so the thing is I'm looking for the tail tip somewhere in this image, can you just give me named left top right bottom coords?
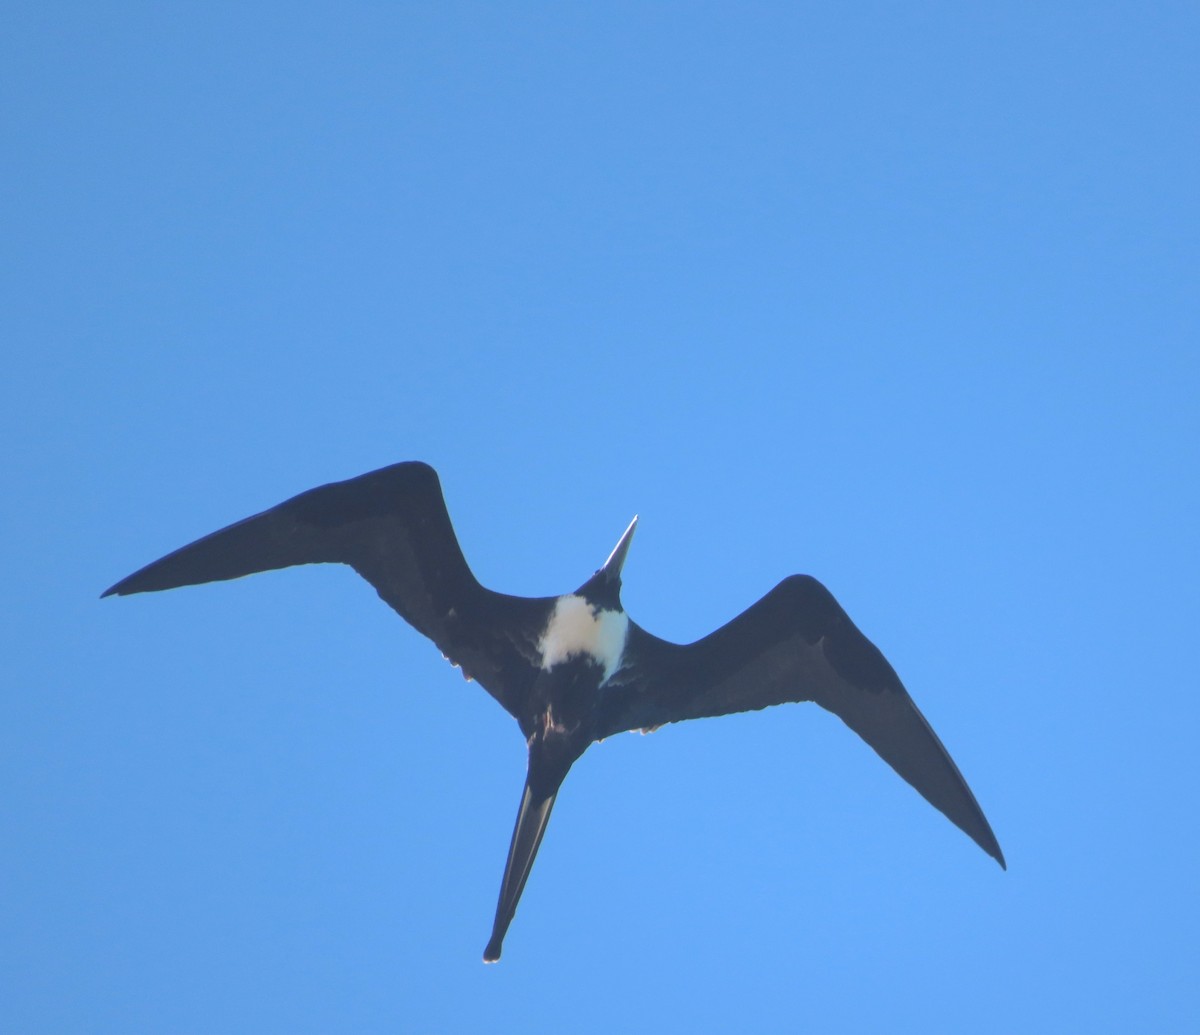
left=483, top=937, right=503, bottom=963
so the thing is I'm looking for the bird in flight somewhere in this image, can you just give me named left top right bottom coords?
left=103, top=461, right=1004, bottom=961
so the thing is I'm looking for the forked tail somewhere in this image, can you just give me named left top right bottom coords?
left=483, top=778, right=559, bottom=963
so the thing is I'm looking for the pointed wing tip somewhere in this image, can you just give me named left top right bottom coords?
left=973, top=826, right=1006, bottom=870
left=101, top=573, right=145, bottom=598
left=953, top=808, right=1005, bottom=872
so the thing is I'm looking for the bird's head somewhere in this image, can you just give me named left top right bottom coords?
left=576, top=514, right=637, bottom=609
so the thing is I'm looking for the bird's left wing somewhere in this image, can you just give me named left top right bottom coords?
left=598, top=575, right=1004, bottom=867
left=103, top=462, right=554, bottom=718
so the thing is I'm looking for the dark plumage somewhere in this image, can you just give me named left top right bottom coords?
left=103, top=461, right=1004, bottom=961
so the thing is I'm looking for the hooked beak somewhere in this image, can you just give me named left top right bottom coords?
left=599, top=515, right=638, bottom=582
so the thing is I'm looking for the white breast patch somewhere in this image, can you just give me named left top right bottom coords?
left=537, top=594, right=629, bottom=683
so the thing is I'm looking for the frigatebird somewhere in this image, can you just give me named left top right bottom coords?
left=103, top=461, right=1004, bottom=961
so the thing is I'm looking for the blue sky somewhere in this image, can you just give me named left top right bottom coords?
left=3, top=3, right=1198, bottom=1031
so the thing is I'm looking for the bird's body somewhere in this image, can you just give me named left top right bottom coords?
left=103, top=461, right=1004, bottom=961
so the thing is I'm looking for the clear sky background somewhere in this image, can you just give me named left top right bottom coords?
left=4, top=3, right=1197, bottom=1032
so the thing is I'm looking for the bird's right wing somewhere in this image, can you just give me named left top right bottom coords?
left=599, top=575, right=1004, bottom=867
left=103, top=462, right=554, bottom=719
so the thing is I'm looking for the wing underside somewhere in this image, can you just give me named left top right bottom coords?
left=602, top=575, right=1005, bottom=868
left=103, top=462, right=553, bottom=717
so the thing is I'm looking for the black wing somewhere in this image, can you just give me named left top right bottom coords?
left=600, top=575, right=1004, bottom=868
left=102, top=462, right=554, bottom=718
